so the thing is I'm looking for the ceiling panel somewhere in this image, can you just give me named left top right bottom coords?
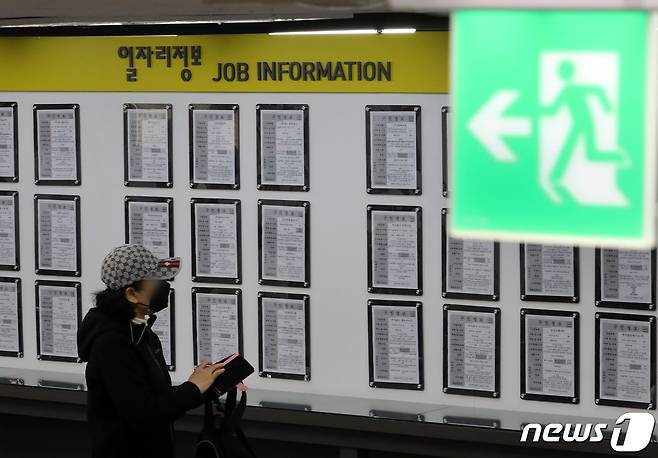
left=0, top=0, right=395, bottom=26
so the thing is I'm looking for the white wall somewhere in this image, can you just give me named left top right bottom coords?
left=0, top=90, right=655, bottom=424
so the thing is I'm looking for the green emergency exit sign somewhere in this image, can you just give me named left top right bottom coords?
left=451, top=10, right=657, bottom=248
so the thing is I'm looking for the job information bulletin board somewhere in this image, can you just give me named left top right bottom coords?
left=0, top=31, right=655, bottom=424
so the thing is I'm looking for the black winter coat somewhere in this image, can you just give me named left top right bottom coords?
left=77, top=307, right=204, bottom=458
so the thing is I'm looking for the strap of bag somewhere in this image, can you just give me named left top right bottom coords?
left=233, top=390, right=247, bottom=424
left=228, top=390, right=257, bottom=458
left=220, top=387, right=238, bottom=429
left=223, top=388, right=248, bottom=434
left=203, top=395, right=215, bottom=431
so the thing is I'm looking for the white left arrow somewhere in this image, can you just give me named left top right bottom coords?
left=467, top=89, right=531, bottom=162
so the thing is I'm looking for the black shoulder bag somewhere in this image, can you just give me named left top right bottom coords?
left=193, top=387, right=258, bottom=458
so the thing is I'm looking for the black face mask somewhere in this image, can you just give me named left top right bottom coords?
left=146, top=280, right=171, bottom=314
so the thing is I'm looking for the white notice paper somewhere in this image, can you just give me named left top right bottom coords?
left=0, top=107, right=15, bottom=178
left=37, top=199, right=78, bottom=272
left=0, top=194, right=16, bottom=266
left=601, top=249, right=652, bottom=304
left=371, top=210, right=419, bottom=290
left=38, top=285, right=78, bottom=358
left=260, top=110, right=305, bottom=186
left=525, top=244, right=575, bottom=297
left=525, top=314, right=576, bottom=397
left=36, top=109, right=77, bottom=181
left=195, top=292, right=240, bottom=363
left=127, top=108, right=169, bottom=182
left=0, top=281, right=19, bottom=353
left=192, top=109, right=236, bottom=185
left=261, top=297, right=306, bottom=375
left=599, top=318, right=652, bottom=404
left=261, top=204, right=306, bottom=283
left=194, top=203, right=238, bottom=279
left=371, top=305, right=420, bottom=385
left=369, top=110, right=417, bottom=189
left=447, top=309, right=496, bottom=392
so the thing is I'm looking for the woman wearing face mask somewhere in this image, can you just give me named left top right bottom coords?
left=77, top=244, right=225, bottom=458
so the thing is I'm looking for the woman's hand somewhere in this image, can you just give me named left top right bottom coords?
left=188, top=360, right=225, bottom=394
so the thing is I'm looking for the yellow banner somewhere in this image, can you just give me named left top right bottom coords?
left=0, top=32, right=448, bottom=93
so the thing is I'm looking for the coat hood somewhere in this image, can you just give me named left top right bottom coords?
left=77, top=308, right=122, bottom=362
left=77, top=307, right=158, bottom=362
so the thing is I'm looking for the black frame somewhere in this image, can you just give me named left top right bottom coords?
left=0, top=191, right=19, bottom=271
left=443, top=304, right=500, bottom=398
left=123, top=103, right=173, bottom=188
left=35, top=280, right=82, bottom=363
left=441, top=208, right=499, bottom=301
left=33, top=104, right=81, bottom=186
left=520, top=243, right=580, bottom=303
left=367, top=204, right=423, bottom=296
left=0, top=277, right=22, bottom=358
left=34, top=194, right=81, bottom=277
left=191, top=287, right=243, bottom=366
left=0, top=102, right=18, bottom=183
left=520, top=308, right=580, bottom=404
left=595, top=312, right=656, bottom=410
left=188, top=104, right=240, bottom=190
left=257, top=199, right=310, bottom=288
left=124, top=195, right=174, bottom=258
left=367, top=299, right=424, bottom=390
left=441, top=105, right=449, bottom=197
left=365, top=105, right=422, bottom=195
left=595, top=248, right=656, bottom=311
left=256, top=104, right=309, bottom=192
left=258, top=291, right=311, bottom=381
left=190, top=198, right=242, bottom=284
left=151, top=288, right=176, bottom=371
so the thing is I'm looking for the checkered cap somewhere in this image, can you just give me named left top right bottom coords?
left=101, top=244, right=181, bottom=290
